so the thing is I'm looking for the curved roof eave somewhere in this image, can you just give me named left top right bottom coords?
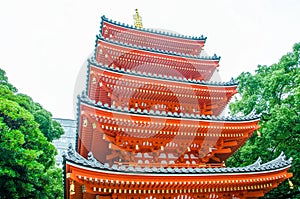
left=80, top=96, right=261, bottom=122
left=64, top=144, right=292, bottom=176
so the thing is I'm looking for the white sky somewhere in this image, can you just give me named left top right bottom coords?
left=1, top=0, right=299, bottom=119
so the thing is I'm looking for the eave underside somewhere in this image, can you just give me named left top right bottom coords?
left=77, top=101, right=260, bottom=166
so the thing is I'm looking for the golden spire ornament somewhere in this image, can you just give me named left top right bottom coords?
left=133, top=9, right=143, bottom=29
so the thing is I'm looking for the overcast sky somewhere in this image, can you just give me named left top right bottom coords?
left=1, top=0, right=299, bottom=119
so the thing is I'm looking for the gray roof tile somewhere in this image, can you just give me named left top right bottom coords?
left=64, top=144, right=292, bottom=175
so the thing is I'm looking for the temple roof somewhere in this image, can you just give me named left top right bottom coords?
left=95, top=36, right=220, bottom=61
left=100, top=15, right=207, bottom=41
left=64, top=144, right=292, bottom=175
left=89, top=58, right=237, bottom=87
left=80, top=95, right=260, bottom=122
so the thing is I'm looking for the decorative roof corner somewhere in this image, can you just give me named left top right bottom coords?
left=63, top=143, right=89, bottom=165
left=87, top=152, right=103, bottom=168
left=64, top=144, right=105, bottom=168
left=244, top=109, right=262, bottom=120
left=212, top=53, right=221, bottom=60
left=229, top=77, right=236, bottom=84
left=261, top=152, right=293, bottom=167
left=246, top=157, right=262, bottom=168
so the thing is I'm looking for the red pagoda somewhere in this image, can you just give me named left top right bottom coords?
left=64, top=10, right=292, bottom=199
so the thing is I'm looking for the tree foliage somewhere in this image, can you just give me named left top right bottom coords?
left=0, top=75, right=64, bottom=142
left=227, top=43, right=300, bottom=198
left=0, top=69, right=63, bottom=198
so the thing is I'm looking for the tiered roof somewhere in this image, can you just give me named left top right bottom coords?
left=64, top=14, right=293, bottom=199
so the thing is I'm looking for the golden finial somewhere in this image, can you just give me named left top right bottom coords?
left=133, top=9, right=143, bottom=29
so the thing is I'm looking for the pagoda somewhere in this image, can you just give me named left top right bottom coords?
left=63, top=10, right=292, bottom=199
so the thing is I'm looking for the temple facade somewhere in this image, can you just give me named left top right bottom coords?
left=64, top=12, right=292, bottom=199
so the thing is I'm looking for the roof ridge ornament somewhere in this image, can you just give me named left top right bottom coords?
left=87, top=152, right=101, bottom=167
left=67, top=143, right=75, bottom=157
left=260, top=152, right=292, bottom=167
left=245, top=109, right=261, bottom=119
left=133, top=9, right=143, bottom=29
left=246, top=157, right=262, bottom=168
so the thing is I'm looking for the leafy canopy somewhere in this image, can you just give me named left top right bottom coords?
left=227, top=43, right=300, bottom=198
left=0, top=69, right=64, bottom=198
left=0, top=73, right=63, bottom=142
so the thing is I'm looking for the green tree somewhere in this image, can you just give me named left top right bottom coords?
left=227, top=43, right=300, bottom=198
left=0, top=92, right=63, bottom=142
left=0, top=69, right=64, bottom=198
